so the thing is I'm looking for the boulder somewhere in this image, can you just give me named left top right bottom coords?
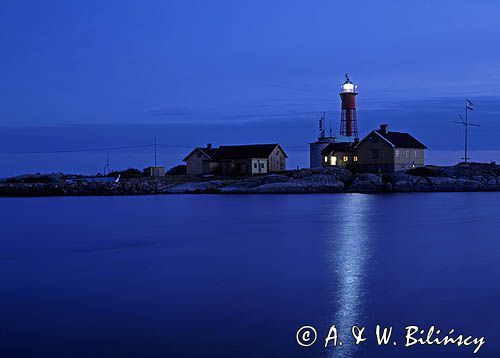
left=347, top=181, right=382, bottom=193
left=165, top=181, right=223, bottom=193
left=258, top=174, right=290, bottom=184
left=290, top=170, right=313, bottom=179
left=391, top=174, right=432, bottom=192
left=250, top=182, right=309, bottom=193
left=319, top=167, right=353, bottom=182
left=347, top=173, right=384, bottom=193
left=219, top=181, right=259, bottom=193
left=427, top=177, right=485, bottom=191
left=249, top=179, right=344, bottom=193
left=356, top=173, right=384, bottom=186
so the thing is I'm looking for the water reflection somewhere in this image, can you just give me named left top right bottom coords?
left=326, top=194, right=373, bottom=358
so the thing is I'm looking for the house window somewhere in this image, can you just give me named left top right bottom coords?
left=395, top=149, right=400, bottom=158
left=405, top=149, right=410, bottom=158
left=260, top=163, right=264, bottom=169
left=197, top=153, right=202, bottom=158
left=343, top=156, right=349, bottom=162
left=353, top=156, right=358, bottom=162
left=415, top=150, right=419, bottom=158
left=324, top=156, right=328, bottom=163
left=253, top=163, right=257, bottom=168
left=372, top=149, right=379, bottom=159
left=330, top=156, right=337, bottom=166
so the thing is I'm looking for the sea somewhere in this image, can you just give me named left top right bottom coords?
left=0, top=193, right=499, bottom=357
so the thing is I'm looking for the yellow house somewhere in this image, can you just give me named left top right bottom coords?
left=357, top=124, right=427, bottom=172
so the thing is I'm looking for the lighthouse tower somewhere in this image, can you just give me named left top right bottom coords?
left=339, top=74, right=359, bottom=139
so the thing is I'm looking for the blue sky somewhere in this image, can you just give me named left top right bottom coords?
left=1, top=0, right=500, bottom=175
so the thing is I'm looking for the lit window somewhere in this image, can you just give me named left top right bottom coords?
left=395, top=149, right=400, bottom=158
left=405, top=149, right=410, bottom=158
left=343, top=156, right=349, bottom=162
left=330, top=156, right=337, bottom=166
left=353, top=156, right=358, bottom=162
left=324, top=156, right=328, bottom=162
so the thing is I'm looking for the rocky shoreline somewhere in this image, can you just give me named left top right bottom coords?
left=1, top=164, right=500, bottom=197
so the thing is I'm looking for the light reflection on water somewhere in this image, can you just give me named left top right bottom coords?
left=326, top=194, right=373, bottom=358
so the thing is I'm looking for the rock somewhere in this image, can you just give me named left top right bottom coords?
left=250, top=182, right=309, bottom=193
left=413, top=177, right=433, bottom=191
left=4, top=164, right=500, bottom=196
left=319, top=167, right=353, bottom=182
left=356, top=173, right=384, bottom=186
left=258, top=174, right=289, bottom=184
left=347, top=173, right=384, bottom=193
left=347, top=181, right=382, bottom=193
left=165, top=181, right=223, bottom=193
left=250, top=179, right=344, bottom=193
left=290, top=170, right=313, bottom=179
left=427, top=177, right=485, bottom=191
left=219, top=181, right=259, bottom=193
left=391, top=174, right=432, bottom=192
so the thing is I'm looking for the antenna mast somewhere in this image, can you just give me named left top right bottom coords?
left=329, top=112, right=333, bottom=137
left=154, top=137, right=158, bottom=177
left=319, top=113, right=326, bottom=139
left=103, top=152, right=110, bottom=176
left=454, top=98, right=479, bottom=163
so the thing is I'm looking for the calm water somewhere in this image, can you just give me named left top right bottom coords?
left=0, top=193, right=499, bottom=357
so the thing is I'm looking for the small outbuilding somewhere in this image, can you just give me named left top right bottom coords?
left=143, top=166, right=165, bottom=177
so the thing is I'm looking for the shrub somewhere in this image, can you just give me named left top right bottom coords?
left=106, top=168, right=143, bottom=178
left=167, top=165, right=187, bottom=175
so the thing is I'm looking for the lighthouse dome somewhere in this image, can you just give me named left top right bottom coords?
left=340, top=74, right=356, bottom=93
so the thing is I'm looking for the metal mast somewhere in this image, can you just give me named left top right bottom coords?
left=454, top=98, right=479, bottom=163
left=154, top=137, right=158, bottom=177
left=103, top=152, right=110, bottom=175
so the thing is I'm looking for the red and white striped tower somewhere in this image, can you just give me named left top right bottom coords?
left=339, top=74, right=358, bottom=139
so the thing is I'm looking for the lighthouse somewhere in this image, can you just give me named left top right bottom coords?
left=309, top=74, right=360, bottom=168
left=339, top=74, right=359, bottom=139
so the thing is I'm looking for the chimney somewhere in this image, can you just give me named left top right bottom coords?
left=207, top=143, right=213, bottom=150
left=380, top=124, right=389, bottom=134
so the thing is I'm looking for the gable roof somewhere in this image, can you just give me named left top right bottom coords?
left=321, top=142, right=357, bottom=155
left=182, top=146, right=218, bottom=162
left=359, top=130, right=427, bottom=149
left=376, top=130, right=427, bottom=149
left=214, top=144, right=287, bottom=160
